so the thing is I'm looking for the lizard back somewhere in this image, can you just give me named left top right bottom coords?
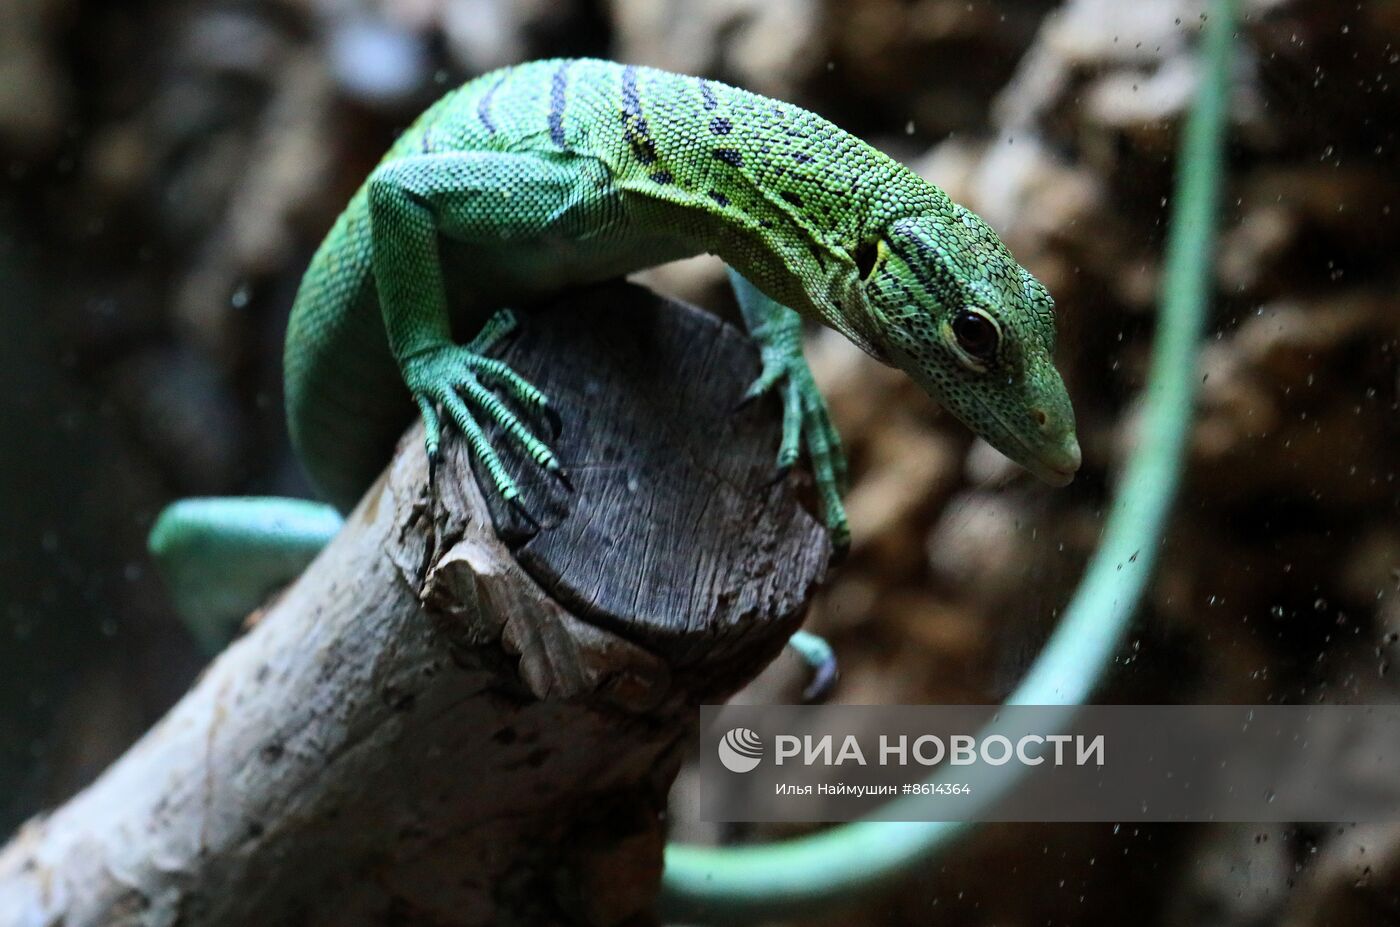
left=285, top=59, right=934, bottom=508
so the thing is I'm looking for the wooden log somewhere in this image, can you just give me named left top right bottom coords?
left=0, top=281, right=830, bottom=926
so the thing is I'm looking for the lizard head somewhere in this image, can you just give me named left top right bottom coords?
left=849, top=208, right=1080, bottom=486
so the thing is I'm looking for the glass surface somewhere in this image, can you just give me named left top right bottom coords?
left=1, top=1, right=1393, bottom=923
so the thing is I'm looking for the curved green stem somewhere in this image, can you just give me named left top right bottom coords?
left=660, top=0, right=1235, bottom=920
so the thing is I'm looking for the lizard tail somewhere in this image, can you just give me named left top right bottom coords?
left=148, top=497, right=343, bottom=653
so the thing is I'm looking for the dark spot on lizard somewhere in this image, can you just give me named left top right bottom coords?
left=698, top=79, right=718, bottom=110
left=621, top=65, right=659, bottom=165
left=709, top=116, right=732, bottom=135
left=650, top=170, right=673, bottom=184
left=780, top=191, right=804, bottom=208
left=712, top=148, right=743, bottom=167
left=708, top=190, right=730, bottom=207
left=547, top=61, right=570, bottom=148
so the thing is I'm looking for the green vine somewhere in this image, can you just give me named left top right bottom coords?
left=660, top=0, right=1236, bottom=920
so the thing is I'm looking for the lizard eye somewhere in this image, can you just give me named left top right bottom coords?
left=951, top=309, right=1000, bottom=363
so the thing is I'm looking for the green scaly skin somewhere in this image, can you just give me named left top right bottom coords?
left=147, top=55, right=1093, bottom=919
left=286, top=58, right=1080, bottom=538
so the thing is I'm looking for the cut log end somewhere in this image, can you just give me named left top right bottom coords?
left=0, top=281, right=831, bottom=927
left=472, top=281, right=831, bottom=682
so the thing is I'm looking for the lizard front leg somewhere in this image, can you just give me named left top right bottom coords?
left=367, top=151, right=617, bottom=506
left=728, top=268, right=851, bottom=551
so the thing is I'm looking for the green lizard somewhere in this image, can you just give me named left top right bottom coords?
left=150, top=58, right=1079, bottom=653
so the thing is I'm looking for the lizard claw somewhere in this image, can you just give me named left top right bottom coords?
left=733, top=390, right=762, bottom=414
left=509, top=497, right=541, bottom=531
left=542, top=402, right=564, bottom=438
left=405, top=324, right=567, bottom=514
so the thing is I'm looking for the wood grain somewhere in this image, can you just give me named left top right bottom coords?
left=0, top=282, right=830, bottom=926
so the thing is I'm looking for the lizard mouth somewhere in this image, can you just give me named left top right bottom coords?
left=1023, top=448, right=1080, bottom=486
left=971, top=398, right=1081, bottom=486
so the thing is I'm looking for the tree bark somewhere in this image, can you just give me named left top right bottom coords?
left=0, top=281, right=830, bottom=927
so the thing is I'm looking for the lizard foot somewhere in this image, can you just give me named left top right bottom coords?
left=406, top=310, right=564, bottom=507
left=743, top=345, right=850, bottom=554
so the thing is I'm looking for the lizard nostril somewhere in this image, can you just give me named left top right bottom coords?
left=1033, top=408, right=1048, bottom=429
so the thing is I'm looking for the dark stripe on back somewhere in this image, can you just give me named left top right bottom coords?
left=548, top=61, right=570, bottom=148
left=477, top=76, right=504, bottom=134
left=620, top=65, right=659, bottom=165
left=698, top=79, right=718, bottom=110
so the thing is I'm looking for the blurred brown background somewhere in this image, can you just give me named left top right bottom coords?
left=1, top=0, right=1398, bottom=923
